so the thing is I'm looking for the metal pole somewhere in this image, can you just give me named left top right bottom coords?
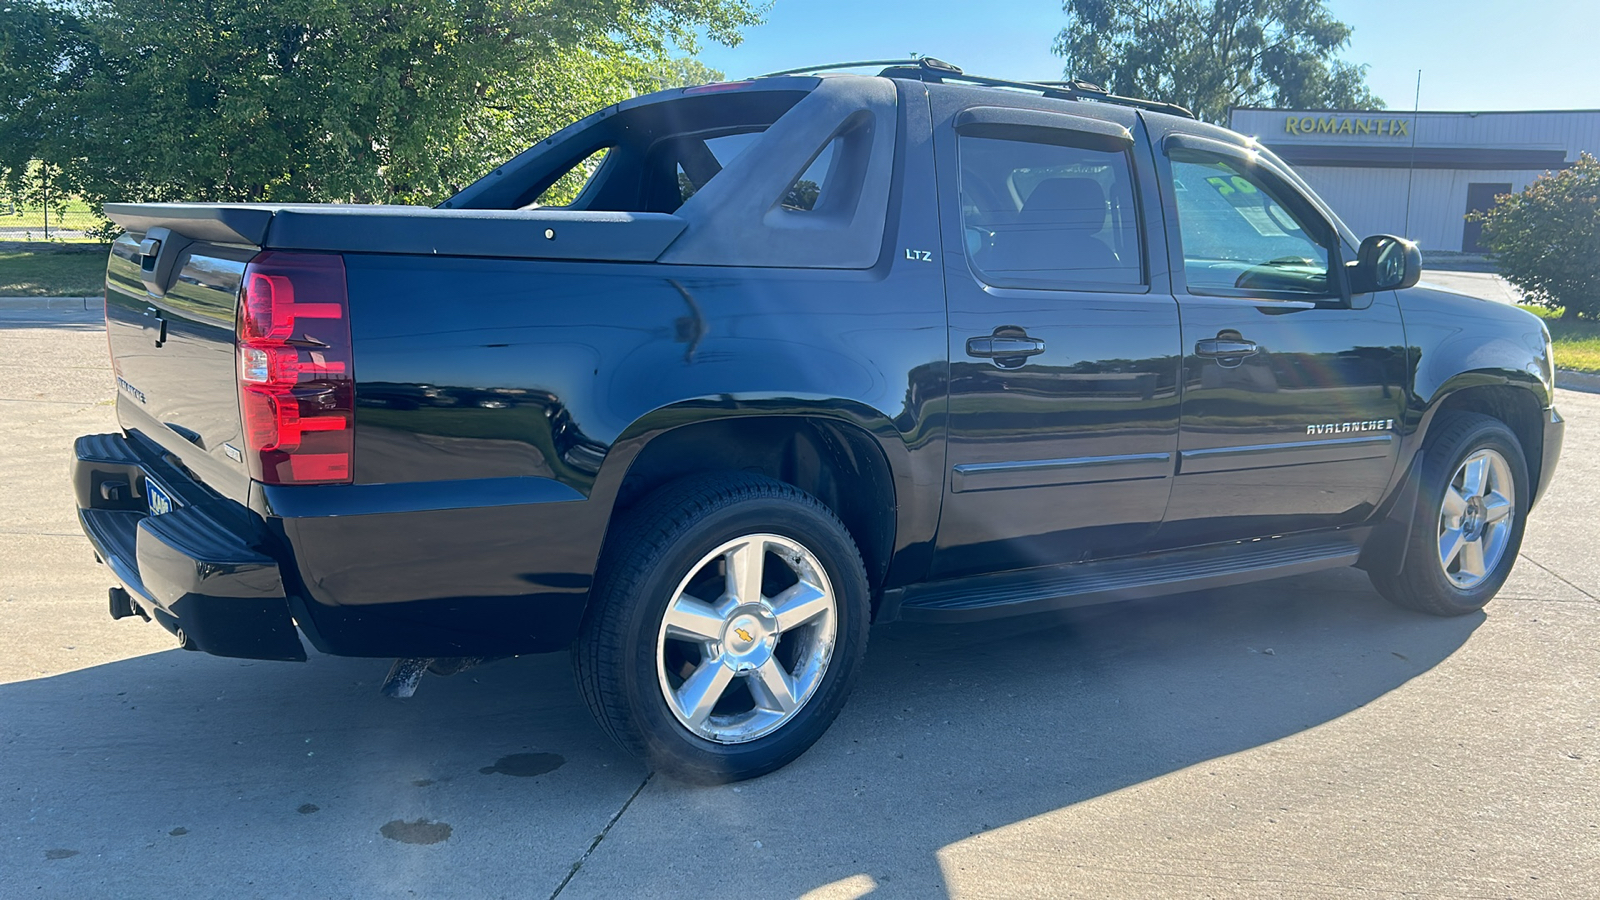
left=42, top=165, right=49, bottom=240
left=1402, top=70, right=1421, bottom=238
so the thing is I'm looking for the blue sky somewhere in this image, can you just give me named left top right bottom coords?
left=696, top=0, right=1599, bottom=111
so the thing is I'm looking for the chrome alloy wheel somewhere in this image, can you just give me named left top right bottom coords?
left=655, top=534, right=838, bottom=744
left=1437, top=448, right=1516, bottom=589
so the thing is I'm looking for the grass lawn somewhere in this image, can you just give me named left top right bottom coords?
left=2, top=198, right=104, bottom=240
left=0, top=249, right=108, bottom=297
left=1520, top=305, right=1600, bottom=373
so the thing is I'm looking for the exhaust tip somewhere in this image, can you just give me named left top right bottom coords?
left=381, top=658, right=432, bottom=699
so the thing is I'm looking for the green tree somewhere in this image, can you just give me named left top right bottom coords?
left=0, top=0, right=756, bottom=209
left=0, top=3, right=96, bottom=196
left=1476, top=153, right=1600, bottom=321
left=646, top=55, right=726, bottom=90
left=1053, top=0, right=1382, bottom=124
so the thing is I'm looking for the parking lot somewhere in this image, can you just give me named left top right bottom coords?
left=3, top=305, right=1596, bottom=899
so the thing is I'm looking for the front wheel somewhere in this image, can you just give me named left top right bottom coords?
left=1370, top=412, right=1529, bottom=616
left=573, top=473, right=870, bottom=783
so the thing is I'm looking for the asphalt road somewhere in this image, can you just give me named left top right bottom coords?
left=2, top=308, right=1596, bottom=899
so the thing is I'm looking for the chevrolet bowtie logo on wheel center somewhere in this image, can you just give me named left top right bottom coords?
left=734, top=627, right=754, bottom=643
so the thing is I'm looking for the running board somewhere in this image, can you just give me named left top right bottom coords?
left=885, top=534, right=1364, bottom=624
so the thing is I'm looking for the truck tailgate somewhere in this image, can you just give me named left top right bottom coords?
left=104, top=232, right=255, bottom=504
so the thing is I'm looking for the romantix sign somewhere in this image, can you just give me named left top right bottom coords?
left=1284, top=116, right=1411, bottom=138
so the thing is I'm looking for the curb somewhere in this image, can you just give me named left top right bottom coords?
left=1556, top=369, right=1600, bottom=394
left=0, top=296, right=99, bottom=311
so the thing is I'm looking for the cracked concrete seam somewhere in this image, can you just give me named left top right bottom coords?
left=547, top=774, right=652, bottom=900
left=1517, top=552, right=1598, bottom=602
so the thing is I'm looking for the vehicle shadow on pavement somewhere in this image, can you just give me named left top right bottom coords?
left=0, top=568, right=1479, bottom=899
left=557, top=567, right=1484, bottom=898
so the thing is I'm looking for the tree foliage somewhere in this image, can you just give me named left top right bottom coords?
left=0, top=0, right=757, bottom=209
left=1477, top=153, right=1600, bottom=321
left=1053, top=0, right=1382, bottom=124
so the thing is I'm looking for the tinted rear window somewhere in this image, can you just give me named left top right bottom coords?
left=958, top=135, right=1143, bottom=289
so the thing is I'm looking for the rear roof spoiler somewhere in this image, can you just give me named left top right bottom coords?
left=102, top=202, right=688, bottom=262
left=103, top=202, right=281, bottom=245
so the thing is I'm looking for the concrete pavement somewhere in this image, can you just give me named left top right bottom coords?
left=0, top=296, right=101, bottom=310
left=2, top=308, right=1595, bottom=899
left=1417, top=269, right=1524, bottom=305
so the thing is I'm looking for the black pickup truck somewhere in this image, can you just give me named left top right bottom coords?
left=74, top=59, right=1563, bottom=782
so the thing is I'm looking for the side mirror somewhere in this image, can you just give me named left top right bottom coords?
left=1351, top=234, right=1421, bottom=293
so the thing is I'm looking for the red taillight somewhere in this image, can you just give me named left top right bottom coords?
left=242, top=271, right=343, bottom=342
left=236, top=252, right=354, bottom=485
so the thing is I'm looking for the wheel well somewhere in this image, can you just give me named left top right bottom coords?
left=1431, top=385, right=1544, bottom=494
left=613, top=417, right=897, bottom=595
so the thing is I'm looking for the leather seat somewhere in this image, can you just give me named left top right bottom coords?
left=981, top=177, right=1120, bottom=277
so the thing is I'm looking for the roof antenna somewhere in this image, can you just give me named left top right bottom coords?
left=1402, top=69, right=1421, bottom=238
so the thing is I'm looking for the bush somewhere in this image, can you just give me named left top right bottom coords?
left=1476, top=153, right=1600, bottom=320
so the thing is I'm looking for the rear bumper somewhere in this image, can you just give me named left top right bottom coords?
left=73, top=433, right=306, bottom=661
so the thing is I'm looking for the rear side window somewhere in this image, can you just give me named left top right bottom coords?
left=780, top=136, right=839, bottom=212
left=678, top=132, right=765, bottom=204
left=958, top=136, right=1143, bottom=289
left=674, top=129, right=840, bottom=213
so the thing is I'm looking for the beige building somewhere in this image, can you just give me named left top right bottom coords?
left=1228, top=108, right=1600, bottom=253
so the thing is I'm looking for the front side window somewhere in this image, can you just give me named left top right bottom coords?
left=1168, top=149, right=1334, bottom=296
left=958, top=135, right=1143, bottom=289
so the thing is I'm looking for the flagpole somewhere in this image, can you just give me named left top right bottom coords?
left=1402, top=70, right=1421, bottom=237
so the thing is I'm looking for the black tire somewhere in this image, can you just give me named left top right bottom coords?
left=1370, top=412, right=1530, bottom=616
left=572, top=472, right=870, bottom=783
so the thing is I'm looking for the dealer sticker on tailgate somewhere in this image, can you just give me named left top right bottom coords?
left=146, top=480, right=174, bottom=516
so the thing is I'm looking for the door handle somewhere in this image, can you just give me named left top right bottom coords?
left=967, top=334, right=1046, bottom=366
left=1195, top=338, right=1258, bottom=359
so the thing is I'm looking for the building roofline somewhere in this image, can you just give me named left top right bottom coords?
left=1230, top=106, right=1600, bottom=116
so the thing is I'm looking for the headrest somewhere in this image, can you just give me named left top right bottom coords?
left=1020, top=177, right=1107, bottom=228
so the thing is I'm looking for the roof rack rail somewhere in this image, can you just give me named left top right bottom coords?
left=757, top=57, right=1195, bottom=120
left=760, top=57, right=963, bottom=78
left=1029, top=81, right=1195, bottom=119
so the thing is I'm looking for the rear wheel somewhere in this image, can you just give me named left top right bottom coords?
left=573, top=473, right=870, bottom=783
left=1370, top=412, right=1529, bottom=616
